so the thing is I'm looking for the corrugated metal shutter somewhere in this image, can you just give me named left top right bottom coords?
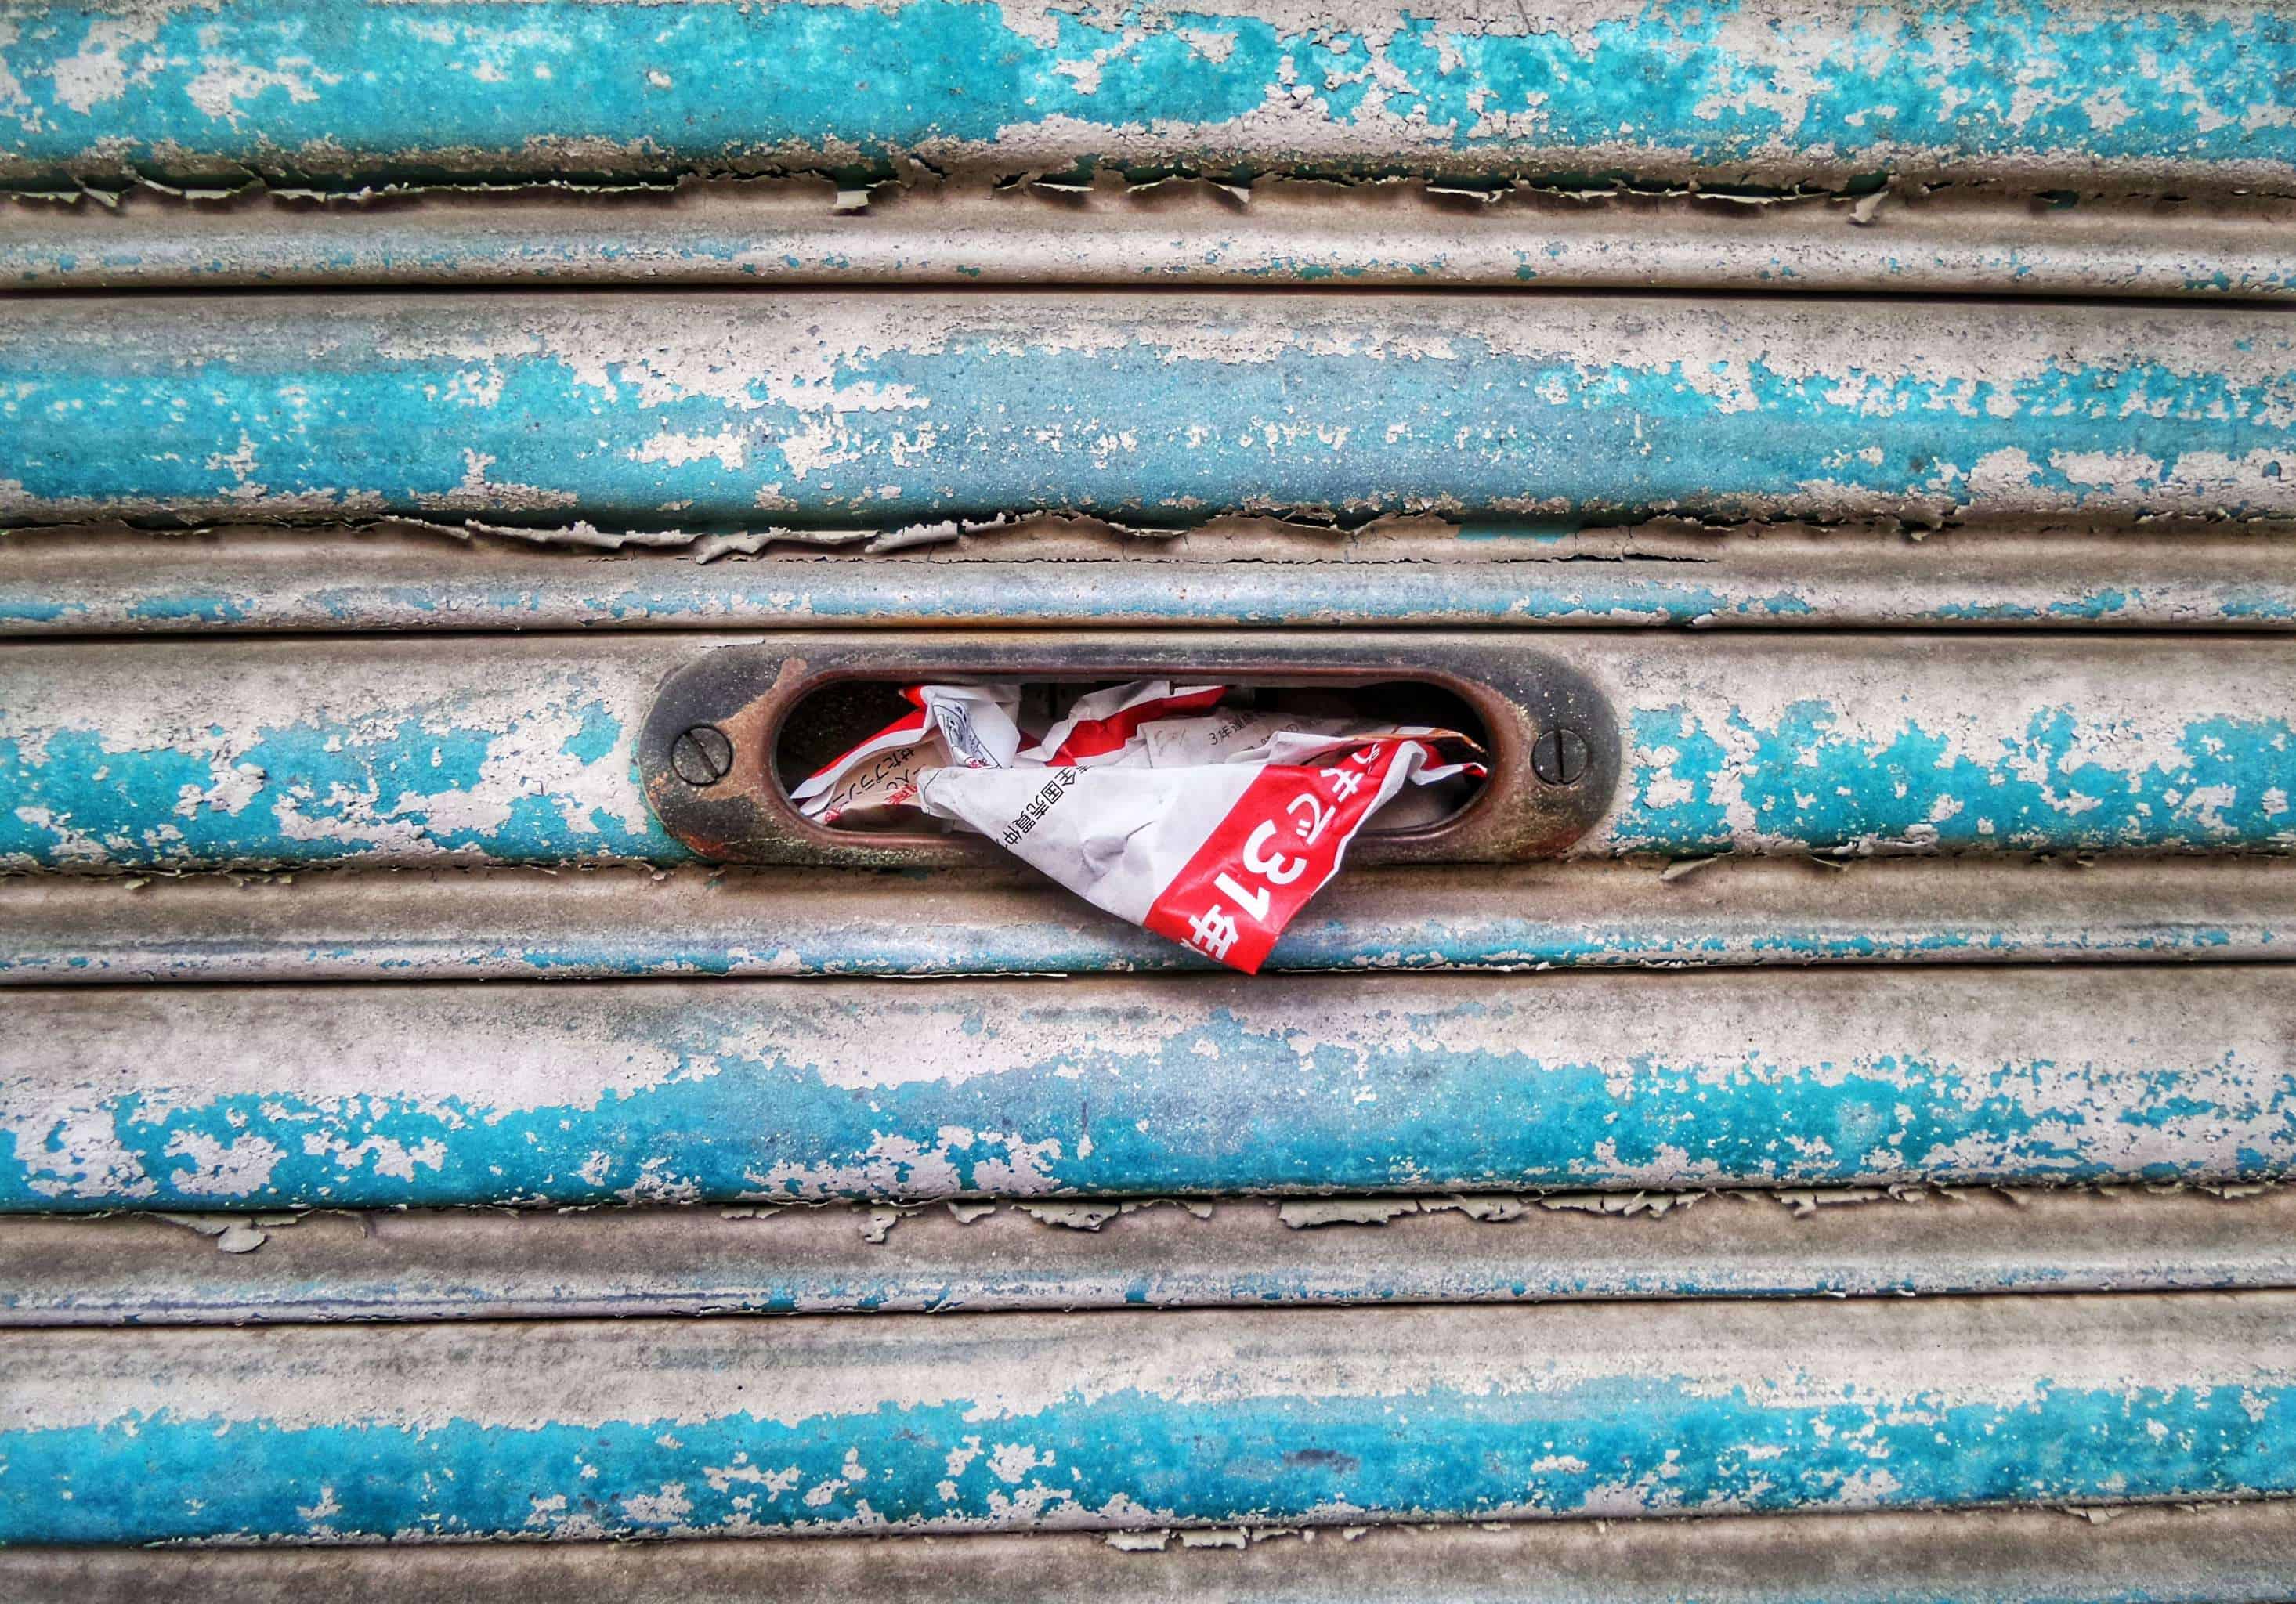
left=3, top=0, right=2294, bottom=1593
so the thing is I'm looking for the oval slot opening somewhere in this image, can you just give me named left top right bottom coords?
left=776, top=676, right=1491, bottom=836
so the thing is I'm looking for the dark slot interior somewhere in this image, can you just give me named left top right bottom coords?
left=776, top=677, right=1491, bottom=833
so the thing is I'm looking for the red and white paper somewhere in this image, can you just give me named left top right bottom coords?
left=787, top=683, right=1021, bottom=825
left=796, top=680, right=1481, bottom=974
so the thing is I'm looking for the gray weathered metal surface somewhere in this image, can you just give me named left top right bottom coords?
left=6, top=1187, right=2289, bottom=1328
left=5, top=1292, right=2293, bottom=1543
left=3, top=1500, right=2292, bottom=1604
left=7, top=967, right=2290, bottom=1210
left=6, top=855, right=2289, bottom=982
left=5, top=521, right=2292, bottom=634
left=10, top=179, right=2296, bottom=298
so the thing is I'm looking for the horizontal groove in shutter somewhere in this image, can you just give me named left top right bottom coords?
left=5, top=1185, right=2291, bottom=1328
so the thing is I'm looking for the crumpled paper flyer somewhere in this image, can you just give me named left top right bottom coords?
left=794, top=680, right=1482, bottom=973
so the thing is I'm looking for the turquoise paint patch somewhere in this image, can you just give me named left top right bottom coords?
left=0, top=679, right=689, bottom=869
left=122, top=591, right=253, bottom=624
left=0, top=594, right=74, bottom=623
left=1609, top=703, right=2296, bottom=854
left=558, top=702, right=622, bottom=765
left=2223, top=587, right=2296, bottom=623
left=2, top=0, right=2291, bottom=189
left=9, top=997, right=2289, bottom=1208
left=3, top=1371, right=2290, bottom=1544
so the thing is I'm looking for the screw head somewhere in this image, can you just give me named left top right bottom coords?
left=670, top=724, right=735, bottom=788
left=1531, top=725, right=1589, bottom=787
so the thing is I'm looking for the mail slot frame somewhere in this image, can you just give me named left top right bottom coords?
left=638, top=633, right=1619, bottom=868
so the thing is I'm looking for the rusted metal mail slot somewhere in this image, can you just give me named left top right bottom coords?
left=645, top=635, right=1611, bottom=868
left=4, top=633, right=2291, bottom=872
left=7, top=967, right=2288, bottom=1212
left=5, top=294, right=2294, bottom=532
left=2, top=0, right=2291, bottom=197
left=2, top=1293, right=2291, bottom=1544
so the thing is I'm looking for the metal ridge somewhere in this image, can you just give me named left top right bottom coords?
left=10, top=177, right=2296, bottom=298
left=5, top=1184, right=2290, bottom=1328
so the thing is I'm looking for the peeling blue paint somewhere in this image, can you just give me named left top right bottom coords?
left=5, top=300, right=2294, bottom=528
left=3, top=1367, right=2291, bottom=1545
left=121, top=591, right=252, bottom=625
left=2, top=0, right=2292, bottom=190
left=8, top=976, right=2289, bottom=1208
left=0, top=593, right=71, bottom=623
left=1606, top=704, right=2296, bottom=856
left=0, top=665, right=689, bottom=869
left=2224, top=587, right=2296, bottom=623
